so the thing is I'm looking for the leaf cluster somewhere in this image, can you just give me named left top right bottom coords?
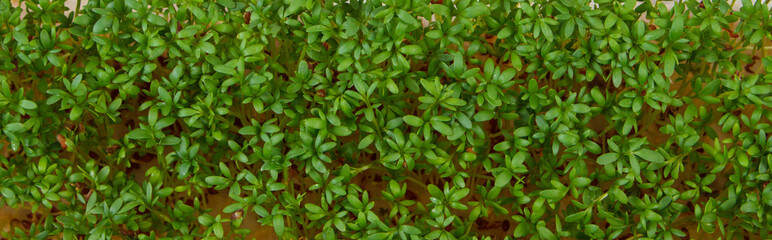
left=1, top=0, right=772, bottom=239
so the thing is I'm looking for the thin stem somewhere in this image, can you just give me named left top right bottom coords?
left=468, top=173, right=494, bottom=181
left=75, top=0, right=82, bottom=17
left=404, top=175, right=427, bottom=188
left=147, top=206, right=173, bottom=223
left=760, top=39, right=767, bottom=73
left=730, top=0, right=737, bottom=12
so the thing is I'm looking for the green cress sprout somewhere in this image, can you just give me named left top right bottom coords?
left=0, top=0, right=771, bottom=239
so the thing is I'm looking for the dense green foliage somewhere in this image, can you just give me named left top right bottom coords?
left=1, top=0, right=772, bottom=239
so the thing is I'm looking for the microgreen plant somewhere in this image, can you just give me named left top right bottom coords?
left=1, top=0, right=771, bottom=239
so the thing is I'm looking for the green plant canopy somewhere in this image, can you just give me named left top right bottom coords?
left=0, top=0, right=771, bottom=239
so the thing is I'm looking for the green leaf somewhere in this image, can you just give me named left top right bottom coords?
left=750, top=30, right=764, bottom=44
left=431, top=121, right=453, bottom=136
left=73, top=15, right=91, bottom=25
left=643, top=29, right=666, bottom=41
left=604, top=14, right=618, bottom=29
left=427, top=184, right=443, bottom=198
left=403, top=115, right=424, bottom=127
left=537, top=223, right=557, bottom=240
left=177, top=25, right=201, bottom=38
left=70, top=106, right=84, bottom=120
left=460, top=5, right=490, bottom=18
left=429, top=4, right=451, bottom=17
left=644, top=209, right=663, bottom=222
left=178, top=108, right=199, bottom=117
left=297, top=60, right=309, bottom=78
left=669, top=15, right=684, bottom=41
left=244, top=45, right=263, bottom=56
left=47, top=54, right=62, bottom=67
left=146, top=14, right=167, bottom=26
left=213, top=222, right=224, bottom=238
left=0, top=187, right=15, bottom=199
left=540, top=21, right=553, bottom=42
left=358, top=134, right=375, bottom=149
left=540, top=189, right=563, bottom=200
left=399, top=45, right=422, bottom=55
left=571, top=104, right=590, bottom=114
left=563, top=19, right=575, bottom=38
left=495, top=171, right=512, bottom=187
left=663, top=51, right=676, bottom=77
left=493, top=141, right=511, bottom=152
left=273, top=216, right=285, bottom=236
left=214, top=65, right=237, bottom=76
left=285, top=0, right=304, bottom=15
left=199, top=42, right=216, bottom=54
left=473, top=111, right=494, bottom=121
left=402, top=225, right=421, bottom=235
left=368, top=232, right=390, bottom=240
left=597, top=153, right=618, bottom=165
left=444, top=98, right=466, bottom=106
left=305, top=118, right=325, bottom=129
left=93, top=16, right=112, bottom=33
left=634, top=149, right=664, bottom=163
left=373, top=51, right=391, bottom=64
left=396, top=9, right=419, bottom=26
left=557, top=132, right=579, bottom=146
left=591, top=87, right=606, bottom=105
left=338, top=40, right=357, bottom=54
left=19, top=100, right=37, bottom=109
left=449, top=188, right=470, bottom=202
left=205, top=176, right=228, bottom=185
left=498, top=27, right=514, bottom=39
left=565, top=211, right=585, bottom=223
left=571, top=177, right=591, bottom=188
left=126, top=129, right=153, bottom=140
left=514, top=223, right=529, bottom=237
left=198, top=215, right=214, bottom=226
left=347, top=194, right=363, bottom=209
